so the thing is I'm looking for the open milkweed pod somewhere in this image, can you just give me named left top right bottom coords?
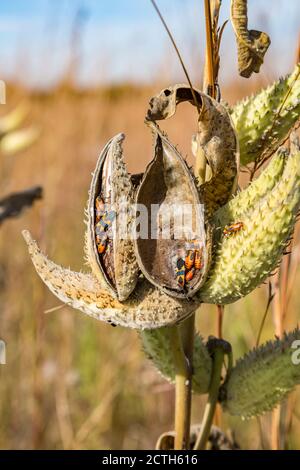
left=85, top=133, right=139, bottom=301
left=134, top=123, right=210, bottom=299
left=23, top=85, right=239, bottom=327
left=23, top=130, right=200, bottom=329
left=134, top=84, right=238, bottom=299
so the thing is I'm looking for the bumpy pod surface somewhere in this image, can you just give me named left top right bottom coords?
left=220, top=329, right=300, bottom=418
left=232, top=63, right=300, bottom=165
left=199, top=141, right=300, bottom=304
left=141, top=328, right=212, bottom=394
left=222, top=149, right=287, bottom=219
left=85, top=133, right=139, bottom=301
left=23, top=230, right=199, bottom=329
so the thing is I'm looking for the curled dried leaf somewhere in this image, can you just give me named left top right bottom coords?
left=147, top=85, right=239, bottom=218
left=147, top=85, right=239, bottom=217
left=230, top=0, right=271, bottom=78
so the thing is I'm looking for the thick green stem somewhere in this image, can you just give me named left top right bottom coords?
left=194, top=348, right=224, bottom=450
left=171, top=320, right=194, bottom=450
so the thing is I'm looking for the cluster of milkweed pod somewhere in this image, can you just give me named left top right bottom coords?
left=23, top=69, right=300, bottom=322
left=22, top=65, right=300, bottom=419
left=23, top=83, right=239, bottom=327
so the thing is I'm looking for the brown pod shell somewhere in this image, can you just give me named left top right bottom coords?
left=86, top=133, right=139, bottom=301
left=134, top=125, right=211, bottom=299
left=146, top=83, right=239, bottom=218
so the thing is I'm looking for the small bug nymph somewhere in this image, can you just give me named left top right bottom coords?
left=94, top=192, right=116, bottom=256
left=185, top=250, right=195, bottom=270
left=97, top=235, right=108, bottom=254
left=176, top=258, right=186, bottom=288
left=223, top=222, right=244, bottom=238
left=185, top=267, right=195, bottom=282
left=96, top=210, right=116, bottom=231
left=194, top=248, right=204, bottom=270
left=95, top=196, right=105, bottom=222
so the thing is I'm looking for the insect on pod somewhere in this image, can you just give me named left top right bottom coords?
left=86, top=133, right=139, bottom=301
left=176, top=258, right=186, bottom=289
left=223, top=222, right=244, bottom=238
left=194, top=248, right=204, bottom=270
left=185, top=267, right=195, bottom=283
left=96, top=233, right=108, bottom=254
left=95, top=196, right=105, bottom=222
left=185, top=250, right=195, bottom=270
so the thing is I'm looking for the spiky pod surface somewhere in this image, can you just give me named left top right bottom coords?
left=199, top=142, right=300, bottom=304
left=140, top=328, right=212, bottom=394
left=22, top=230, right=198, bottom=329
left=220, top=329, right=300, bottom=418
left=231, top=63, right=300, bottom=165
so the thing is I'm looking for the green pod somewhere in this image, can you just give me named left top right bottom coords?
left=220, top=329, right=300, bottom=418
left=199, top=141, right=300, bottom=304
left=141, top=327, right=212, bottom=394
left=216, top=148, right=287, bottom=225
left=231, top=63, right=300, bottom=165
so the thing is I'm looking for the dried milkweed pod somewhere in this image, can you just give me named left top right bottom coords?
left=22, top=129, right=202, bottom=329
left=134, top=84, right=238, bottom=298
left=85, top=133, right=139, bottom=301
left=231, top=63, right=300, bottom=165
left=134, top=124, right=210, bottom=298
left=230, top=0, right=271, bottom=78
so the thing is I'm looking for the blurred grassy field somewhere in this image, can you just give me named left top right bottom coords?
left=0, top=78, right=300, bottom=450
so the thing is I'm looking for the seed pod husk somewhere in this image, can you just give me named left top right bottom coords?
left=146, top=83, right=239, bottom=218
left=133, top=84, right=238, bottom=298
left=134, top=123, right=210, bottom=299
left=86, top=133, right=139, bottom=301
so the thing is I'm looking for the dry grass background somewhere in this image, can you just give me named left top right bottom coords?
left=0, top=77, right=300, bottom=449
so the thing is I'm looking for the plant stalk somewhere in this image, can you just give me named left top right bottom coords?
left=194, top=347, right=224, bottom=450
left=203, top=0, right=215, bottom=98
left=171, top=322, right=194, bottom=450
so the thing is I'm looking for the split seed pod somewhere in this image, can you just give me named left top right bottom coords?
left=85, top=133, right=139, bottom=301
left=134, top=123, right=209, bottom=298
left=134, top=85, right=238, bottom=299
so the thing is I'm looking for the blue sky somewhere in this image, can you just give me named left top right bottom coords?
left=0, top=0, right=299, bottom=88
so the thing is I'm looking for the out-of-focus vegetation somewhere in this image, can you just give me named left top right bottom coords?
left=0, top=76, right=299, bottom=450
